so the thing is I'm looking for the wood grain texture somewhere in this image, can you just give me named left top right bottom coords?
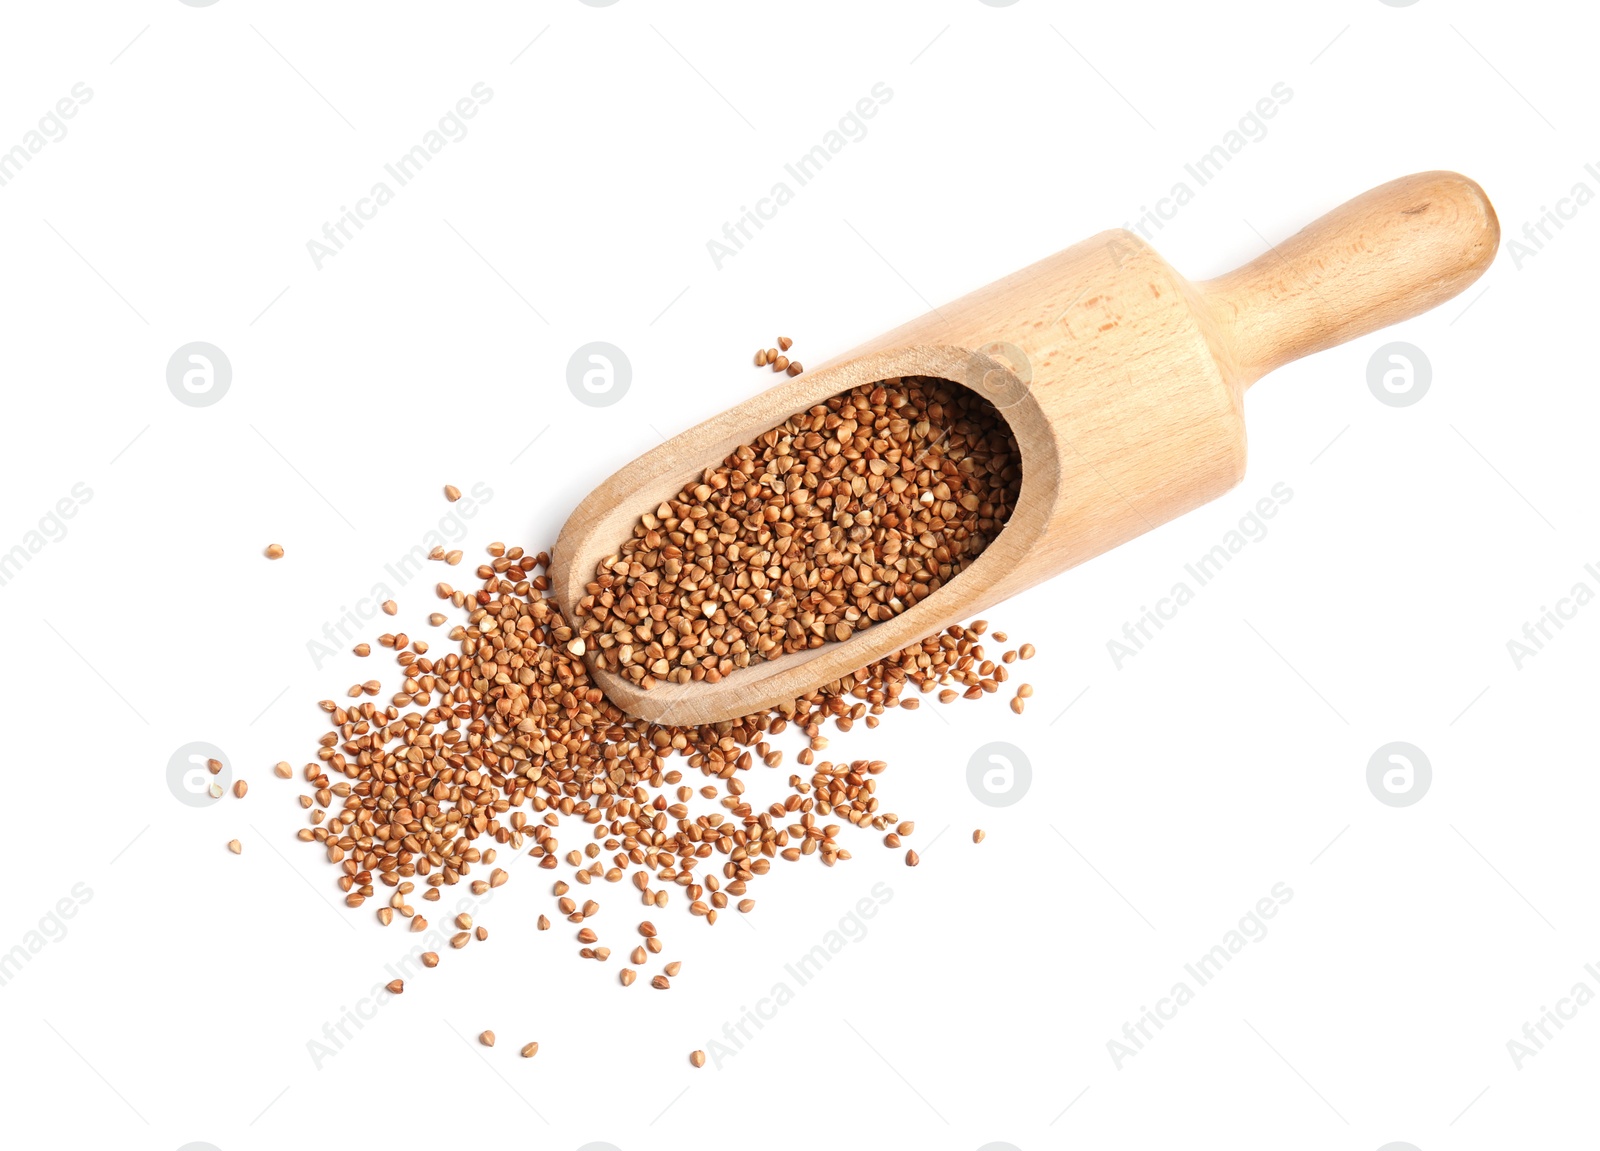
left=1201, top=171, right=1499, bottom=384
left=550, top=171, right=1498, bottom=725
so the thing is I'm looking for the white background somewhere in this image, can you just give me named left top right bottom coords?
left=0, top=1, right=1594, bottom=1148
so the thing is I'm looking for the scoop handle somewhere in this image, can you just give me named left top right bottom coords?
left=1199, top=171, right=1499, bottom=387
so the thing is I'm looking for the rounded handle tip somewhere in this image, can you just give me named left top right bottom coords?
left=1202, top=170, right=1501, bottom=386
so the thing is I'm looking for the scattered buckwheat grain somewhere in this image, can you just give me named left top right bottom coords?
left=284, top=527, right=1036, bottom=1018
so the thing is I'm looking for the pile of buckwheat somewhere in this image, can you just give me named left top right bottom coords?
left=278, top=375, right=1033, bottom=1043
left=574, top=375, right=1021, bottom=689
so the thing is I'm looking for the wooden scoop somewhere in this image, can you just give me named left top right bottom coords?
left=552, top=171, right=1498, bottom=725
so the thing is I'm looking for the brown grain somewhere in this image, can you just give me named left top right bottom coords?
left=287, top=530, right=1036, bottom=1009
left=574, top=376, right=1020, bottom=689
